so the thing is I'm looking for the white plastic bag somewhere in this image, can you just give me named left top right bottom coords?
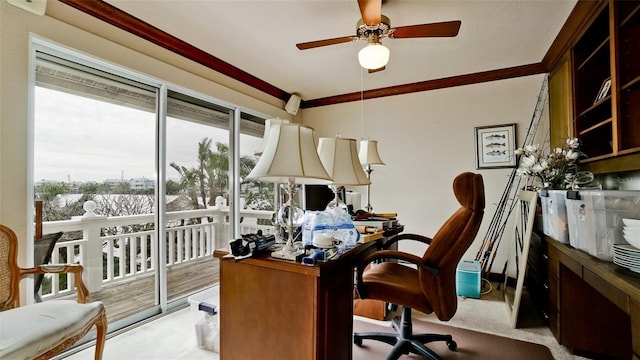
left=301, top=207, right=359, bottom=248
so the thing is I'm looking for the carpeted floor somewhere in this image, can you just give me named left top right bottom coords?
left=63, top=283, right=583, bottom=359
left=353, top=317, right=553, bottom=359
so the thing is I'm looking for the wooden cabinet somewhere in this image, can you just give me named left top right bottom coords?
left=572, top=3, right=612, bottom=159
left=617, top=2, right=640, bottom=153
left=542, top=237, right=640, bottom=359
left=548, top=0, right=640, bottom=174
left=213, top=241, right=380, bottom=360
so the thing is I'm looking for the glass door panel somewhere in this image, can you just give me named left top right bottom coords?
left=165, top=90, right=233, bottom=302
left=33, top=52, right=159, bottom=327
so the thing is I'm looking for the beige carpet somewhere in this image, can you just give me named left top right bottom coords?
left=62, top=283, right=581, bottom=360
left=353, top=317, right=553, bottom=359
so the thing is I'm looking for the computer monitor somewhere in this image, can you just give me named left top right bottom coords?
left=302, top=185, right=336, bottom=211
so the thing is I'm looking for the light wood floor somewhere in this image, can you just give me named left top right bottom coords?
left=90, top=256, right=220, bottom=323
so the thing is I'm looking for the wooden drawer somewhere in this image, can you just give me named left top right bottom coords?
left=545, top=240, right=559, bottom=277
left=584, top=268, right=628, bottom=313
left=559, top=252, right=582, bottom=276
left=548, top=307, right=560, bottom=341
left=632, top=299, right=640, bottom=359
left=546, top=273, right=559, bottom=309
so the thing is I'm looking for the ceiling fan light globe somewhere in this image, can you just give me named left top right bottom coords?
left=358, top=43, right=389, bottom=70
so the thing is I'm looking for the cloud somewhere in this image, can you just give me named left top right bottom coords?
left=34, top=87, right=261, bottom=182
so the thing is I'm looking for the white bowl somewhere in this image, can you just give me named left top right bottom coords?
left=623, top=233, right=640, bottom=249
left=622, top=218, right=640, bottom=228
left=312, top=234, right=335, bottom=248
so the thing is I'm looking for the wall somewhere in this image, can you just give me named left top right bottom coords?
left=1, top=1, right=550, bottom=276
left=303, top=74, right=550, bottom=273
left=0, top=1, right=290, bottom=266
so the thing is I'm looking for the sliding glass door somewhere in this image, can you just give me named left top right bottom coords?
left=31, top=40, right=272, bottom=340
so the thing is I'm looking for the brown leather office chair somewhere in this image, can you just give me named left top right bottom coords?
left=354, top=172, right=485, bottom=360
left=0, top=224, right=107, bottom=360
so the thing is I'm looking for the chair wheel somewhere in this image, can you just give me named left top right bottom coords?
left=354, top=335, right=363, bottom=346
left=447, top=340, right=457, bottom=351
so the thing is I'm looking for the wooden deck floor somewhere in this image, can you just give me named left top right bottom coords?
left=90, top=256, right=220, bottom=323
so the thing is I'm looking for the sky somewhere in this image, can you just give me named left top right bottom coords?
left=34, top=87, right=262, bottom=182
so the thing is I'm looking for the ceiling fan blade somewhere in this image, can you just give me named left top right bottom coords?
left=391, top=20, right=461, bottom=38
left=296, top=36, right=356, bottom=50
left=368, top=66, right=385, bottom=74
left=357, top=0, right=381, bottom=26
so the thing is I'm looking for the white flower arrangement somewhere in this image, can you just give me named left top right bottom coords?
left=515, top=138, right=584, bottom=190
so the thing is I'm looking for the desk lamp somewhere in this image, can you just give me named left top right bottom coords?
left=255, top=118, right=290, bottom=244
left=317, top=137, right=370, bottom=209
left=254, top=118, right=289, bottom=156
left=247, top=124, right=331, bottom=260
left=358, top=140, right=385, bottom=212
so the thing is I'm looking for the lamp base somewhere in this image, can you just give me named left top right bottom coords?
left=270, top=248, right=303, bottom=261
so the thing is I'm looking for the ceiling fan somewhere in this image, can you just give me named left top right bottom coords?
left=296, top=0, right=461, bottom=73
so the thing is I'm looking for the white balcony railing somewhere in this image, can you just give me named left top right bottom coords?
left=40, top=202, right=275, bottom=300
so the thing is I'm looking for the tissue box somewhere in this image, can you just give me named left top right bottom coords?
left=456, top=260, right=481, bottom=298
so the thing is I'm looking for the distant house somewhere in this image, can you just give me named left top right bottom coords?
left=129, top=177, right=154, bottom=191
left=104, top=177, right=154, bottom=191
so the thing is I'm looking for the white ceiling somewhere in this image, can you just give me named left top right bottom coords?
left=104, top=0, right=577, bottom=101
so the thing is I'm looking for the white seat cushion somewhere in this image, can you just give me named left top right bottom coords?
left=0, top=300, right=104, bottom=359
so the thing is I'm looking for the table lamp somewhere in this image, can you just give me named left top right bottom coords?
left=317, top=136, right=370, bottom=209
left=254, top=118, right=290, bottom=156
left=247, top=124, right=332, bottom=260
left=358, top=140, right=385, bottom=213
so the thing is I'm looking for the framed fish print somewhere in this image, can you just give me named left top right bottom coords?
left=474, top=124, right=517, bottom=169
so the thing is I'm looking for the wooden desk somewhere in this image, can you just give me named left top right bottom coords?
left=213, top=240, right=380, bottom=360
left=544, top=237, right=640, bottom=359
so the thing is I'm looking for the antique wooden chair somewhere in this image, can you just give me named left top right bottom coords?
left=0, top=224, right=107, bottom=360
left=354, top=172, right=485, bottom=360
left=33, top=231, right=64, bottom=302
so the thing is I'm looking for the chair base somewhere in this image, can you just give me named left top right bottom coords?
left=354, top=307, right=457, bottom=360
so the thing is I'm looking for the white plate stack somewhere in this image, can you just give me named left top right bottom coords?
left=613, top=218, right=640, bottom=273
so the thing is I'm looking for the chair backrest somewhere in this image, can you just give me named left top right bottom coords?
left=419, top=172, right=485, bottom=321
left=0, top=225, right=21, bottom=311
left=33, top=232, right=64, bottom=301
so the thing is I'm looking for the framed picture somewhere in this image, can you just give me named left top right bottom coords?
left=474, top=123, right=517, bottom=169
left=594, top=78, right=611, bottom=104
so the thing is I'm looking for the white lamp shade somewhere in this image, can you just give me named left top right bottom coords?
left=358, top=140, right=385, bottom=166
left=247, top=124, right=332, bottom=185
left=254, top=118, right=290, bottom=155
left=358, top=43, right=390, bottom=70
left=317, top=137, right=371, bottom=186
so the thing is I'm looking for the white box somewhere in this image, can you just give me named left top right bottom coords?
left=540, top=189, right=569, bottom=243
left=188, top=286, right=220, bottom=352
left=565, top=190, right=640, bottom=261
left=188, top=285, right=219, bottom=321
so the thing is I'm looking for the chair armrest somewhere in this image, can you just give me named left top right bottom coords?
left=19, top=264, right=91, bottom=303
left=382, top=233, right=433, bottom=250
left=356, top=249, right=439, bottom=299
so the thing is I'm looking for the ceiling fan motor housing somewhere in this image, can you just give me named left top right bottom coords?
left=356, top=15, right=392, bottom=40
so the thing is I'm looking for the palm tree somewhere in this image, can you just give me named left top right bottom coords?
left=197, top=138, right=213, bottom=207
left=169, top=162, right=201, bottom=209
left=205, top=142, right=229, bottom=206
